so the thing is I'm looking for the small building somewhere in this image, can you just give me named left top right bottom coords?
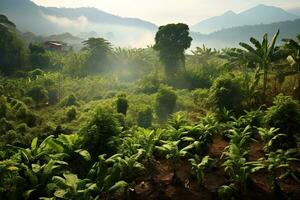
left=43, top=41, right=72, bottom=52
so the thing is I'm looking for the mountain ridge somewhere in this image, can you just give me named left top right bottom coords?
left=191, top=4, right=299, bottom=34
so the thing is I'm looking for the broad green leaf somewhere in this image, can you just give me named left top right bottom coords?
left=75, top=149, right=91, bottom=161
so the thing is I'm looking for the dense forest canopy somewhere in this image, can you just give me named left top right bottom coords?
left=1, top=1, right=300, bottom=199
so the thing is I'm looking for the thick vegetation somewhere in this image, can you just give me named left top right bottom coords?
left=0, top=16, right=299, bottom=200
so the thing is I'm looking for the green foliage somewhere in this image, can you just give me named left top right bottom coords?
left=250, top=149, right=300, bottom=191
left=155, top=86, right=177, bottom=122
left=66, top=107, right=77, bottom=122
left=62, top=51, right=90, bottom=77
left=210, top=75, right=244, bottom=112
left=82, top=37, right=112, bottom=72
left=60, top=94, right=79, bottom=107
left=0, top=15, right=26, bottom=75
left=116, top=95, right=128, bottom=115
left=27, top=86, right=48, bottom=105
left=189, top=155, right=216, bottom=185
left=81, top=107, right=121, bottom=159
left=137, top=107, right=153, bottom=128
left=217, top=184, right=237, bottom=200
left=137, top=73, right=161, bottom=94
left=154, top=23, right=192, bottom=75
left=265, top=94, right=300, bottom=142
left=29, top=43, right=50, bottom=68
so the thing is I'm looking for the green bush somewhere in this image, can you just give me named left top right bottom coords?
left=116, top=95, right=129, bottom=115
left=26, top=86, right=48, bottom=105
left=0, top=95, right=9, bottom=118
left=210, top=75, right=244, bottom=112
left=155, top=86, right=177, bottom=122
left=192, top=89, right=209, bottom=108
left=60, top=94, right=79, bottom=107
left=81, top=107, right=121, bottom=159
left=169, top=70, right=211, bottom=90
left=137, top=107, right=153, bottom=128
left=66, top=106, right=77, bottom=122
left=48, top=89, right=59, bottom=105
left=138, top=73, right=161, bottom=94
left=28, top=68, right=44, bottom=78
left=265, top=94, right=300, bottom=147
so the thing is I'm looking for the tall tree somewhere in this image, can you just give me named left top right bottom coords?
left=0, top=15, right=26, bottom=75
left=82, top=37, right=113, bottom=72
left=154, top=23, right=192, bottom=76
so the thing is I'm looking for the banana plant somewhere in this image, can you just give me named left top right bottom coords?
left=47, top=134, right=91, bottom=161
left=21, top=159, right=68, bottom=199
left=189, top=155, right=216, bottom=185
left=156, top=140, right=189, bottom=182
left=222, top=126, right=253, bottom=193
left=7, top=136, right=60, bottom=164
left=228, top=30, right=282, bottom=100
left=43, top=172, right=96, bottom=200
left=217, top=184, right=237, bottom=200
left=87, top=152, right=143, bottom=199
left=257, top=127, right=288, bottom=151
left=250, top=149, right=300, bottom=194
left=167, top=112, right=189, bottom=130
left=225, top=125, right=252, bottom=151
left=221, top=143, right=251, bottom=194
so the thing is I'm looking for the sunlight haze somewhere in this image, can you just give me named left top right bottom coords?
left=31, top=0, right=300, bottom=25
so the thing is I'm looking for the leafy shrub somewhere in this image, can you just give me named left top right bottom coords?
left=138, top=73, right=161, bottom=94
left=28, top=68, right=44, bottom=78
left=265, top=94, right=300, bottom=147
left=137, top=107, right=153, bottom=128
left=192, top=89, right=209, bottom=108
left=169, top=69, right=211, bottom=89
left=81, top=107, right=121, bottom=159
left=155, top=86, right=177, bottom=122
left=60, top=94, right=79, bottom=107
left=0, top=118, right=13, bottom=135
left=48, top=89, right=59, bottom=105
left=0, top=95, right=9, bottom=118
left=116, top=94, right=129, bottom=115
left=26, top=86, right=48, bottom=105
left=210, top=75, right=244, bottom=112
left=16, top=123, right=28, bottom=134
left=66, top=106, right=77, bottom=122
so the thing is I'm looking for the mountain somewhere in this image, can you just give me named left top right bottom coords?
left=191, top=4, right=299, bottom=33
left=191, top=18, right=300, bottom=49
left=0, top=0, right=157, bottom=47
left=288, top=7, right=300, bottom=16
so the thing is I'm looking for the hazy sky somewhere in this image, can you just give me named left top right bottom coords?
left=31, top=0, right=300, bottom=25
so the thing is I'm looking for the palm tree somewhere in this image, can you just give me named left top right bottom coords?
left=82, top=37, right=113, bottom=72
left=191, top=44, right=218, bottom=66
left=231, top=30, right=281, bottom=100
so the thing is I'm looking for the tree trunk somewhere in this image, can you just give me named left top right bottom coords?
left=263, top=68, right=268, bottom=102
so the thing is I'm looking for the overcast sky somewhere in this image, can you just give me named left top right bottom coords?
left=31, top=0, right=300, bottom=25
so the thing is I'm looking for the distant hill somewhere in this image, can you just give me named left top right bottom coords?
left=191, top=4, right=299, bottom=33
left=191, top=18, right=300, bottom=49
left=0, top=0, right=157, bottom=47
left=288, top=7, right=300, bottom=16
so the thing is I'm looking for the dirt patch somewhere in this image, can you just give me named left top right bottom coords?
left=249, top=142, right=264, bottom=161
left=134, top=159, right=212, bottom=200
left=209, top=137, right=229, bottom=157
